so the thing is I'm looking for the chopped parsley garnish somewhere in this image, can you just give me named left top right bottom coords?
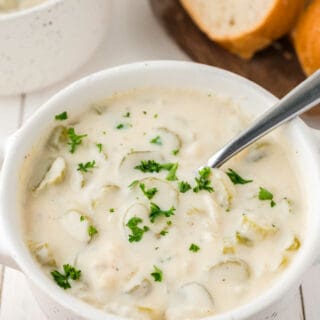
left=140, top=183, right=158, bottom=200
left=51, top=264, right=81, bottom=289
left=128, top=180, right=139, bottom=188
left=67, top=128, right=87, bottom=153
left=164, top=163, right=178, bottom=181
left=109, top=208, right=115, bottom=213
left=150, top=135, right=162, bottom=145
left=149, top=203, right=175, bottom=223
left=88, top=225, right=98, bottom=238
left=143, top=111, right=147, bottom=115
left=150, top=265, right=163, bottom=282
left=126, top=217, right=149, bottom=242
left=55, top=111, right=68, bottom=121
left=160, top=230, right=168, bottom=236
left=134, top=160, right=179, bottom=181
left=172, top=149, right=179, bottom=156
left=77, top=160, right=96, bottom=173
left=154, top=114, right=158, bottom=119
left=135, top=160, right=163, bottom=173
left=80, top=215, right=85, bottom=221
left=193, top=167, right=214, bottom=193
left=189, top=243, right=200, bottom=252
left=226, top=168, right=253, bottom=185
left=258, top=187, right=276, bottom=207
left=96, top=143, right=103, bottom=153
left=123, top=112, right=130, bottom=118
left=116, top=123, right=125, bottom=129
left=116, top=123, right=131, bottom=130
left=178, top=181, right=192, bottom=193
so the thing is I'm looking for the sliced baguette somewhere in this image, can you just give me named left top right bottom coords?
left=293, top=0, right=320, bottom=75
left=180, top=0, right=305, bottom=59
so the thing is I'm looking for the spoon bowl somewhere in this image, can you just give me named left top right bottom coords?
left=207, top=70, right=320, bottom=168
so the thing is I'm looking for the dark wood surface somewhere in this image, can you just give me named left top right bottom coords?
left=150, top=0, right=306, bottom=98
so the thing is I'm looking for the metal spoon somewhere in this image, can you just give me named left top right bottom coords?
left=207, top=70, right=320, bottom=168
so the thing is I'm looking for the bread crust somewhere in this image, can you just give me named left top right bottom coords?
left=293, top=0, right=320, bottom=75
left=180, top=0, right=305, bottom=59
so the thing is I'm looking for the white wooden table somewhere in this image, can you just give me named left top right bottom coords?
left=0, top=1, right=319, bottom=319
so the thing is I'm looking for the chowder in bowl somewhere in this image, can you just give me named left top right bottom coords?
left=0, top=61, right=319, bottom=320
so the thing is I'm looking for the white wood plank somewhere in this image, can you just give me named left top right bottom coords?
left=0, top=268, right=45, bottom=319
left=301, top=264, right=320, bottom=320
left=0, top=266, right=3, bottom=300
left=277, top=289, right=304, bottom=320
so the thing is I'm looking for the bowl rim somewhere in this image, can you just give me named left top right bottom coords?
left=1, top=60, right=320, bottom=320
left=0, top=0, right=62, bottom=21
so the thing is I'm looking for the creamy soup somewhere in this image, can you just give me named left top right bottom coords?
left=0, top=0, right=45, bottom=12
left=20, top=88, right=305, bottom=319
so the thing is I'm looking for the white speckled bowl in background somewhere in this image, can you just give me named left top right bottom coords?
left=0, top=0, right=111, bottom=96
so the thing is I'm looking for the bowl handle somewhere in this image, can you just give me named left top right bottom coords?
left=0, top=137, right=20, bottom=270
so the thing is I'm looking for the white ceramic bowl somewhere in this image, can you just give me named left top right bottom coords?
left=0, top=0, right=111, bottom=96
left=0, top=61, right=319, bottom=320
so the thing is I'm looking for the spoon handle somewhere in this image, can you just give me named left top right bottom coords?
left=207, top=70, right=320, bottom=168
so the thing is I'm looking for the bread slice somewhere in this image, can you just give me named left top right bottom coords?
left=293, top=0, right=320, bottom=75
left=180, top=0, right=305, bottom=59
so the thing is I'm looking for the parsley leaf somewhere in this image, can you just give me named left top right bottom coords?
left=178, top=181, right=191, bottom=193
left=64, top=264, right=81, bottom=280
left=160, top=229, right=168, bottom=236
left=149, top=203, right=175, bottom=223
left=164, top=163, right=178, bottom=181
left=226, top=168, right=253, bottom=185
left=109, top=208, right=115, bottom=213
left=51, top=264, right=81, bottom=289
left=116, top=123, right=131, bottom=129
left=51, top=270, right=71, bottom=289
left=88, top=225, right=98, bottom=238
left=128, top=180, right=139, bottom=188
left=123, top=112, right=130, bottom=118
left=135, top=160, right=163, bottom=173
left=172, top=149, right=179, bottom=156
left=193, top=167, right=214, bottom=193
left=55, top=111, right=68, bottom=121
left=140, top=183, right=158, bottom=200
left=189, top=243, right=200, bottom=252
left=134, top=160, right=179, bottom=181
left=150, top=265, right=163, bottom=282
left=150, top=135, right=162, bottom=145
left=67, top=128, right=87, bottom=153
left=126, top=217, right=149, bottom=242
left=258, top=187, right=276, bottom=207
left=96, top=143, right=103, bottom=153
left=77, top=160, right=96, bottom=173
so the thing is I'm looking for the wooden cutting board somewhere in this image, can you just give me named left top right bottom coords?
left=150, top=0, right=306, bottom=99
